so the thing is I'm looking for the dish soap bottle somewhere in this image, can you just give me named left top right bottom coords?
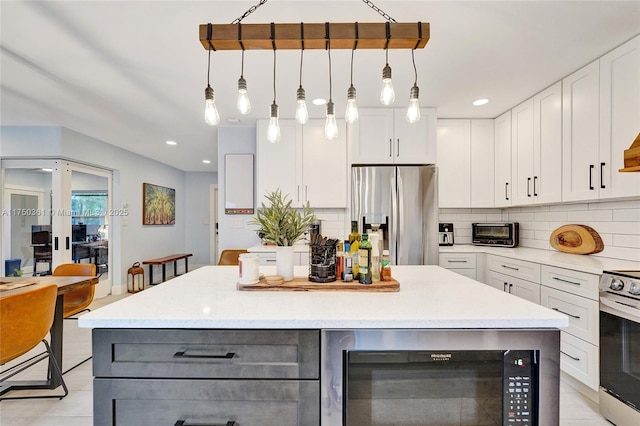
left=358, top=233, right=372, bottom=284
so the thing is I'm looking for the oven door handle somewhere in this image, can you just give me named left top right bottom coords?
left=601, top=297, right=640, bottom=322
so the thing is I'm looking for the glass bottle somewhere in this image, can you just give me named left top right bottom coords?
left=358, top=233, right=372, bottom=284
left=342, top=241, right=353, bottom=281
left=349, top=222, right=361, bottom=279
left=380, top=249, right=392, bottom=281
left=369, top=233, right=381, bottom=282
left=336, top=241, right=344, bottom=280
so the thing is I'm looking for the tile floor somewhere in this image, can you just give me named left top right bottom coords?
left=1, top=294, right=614, bottom=425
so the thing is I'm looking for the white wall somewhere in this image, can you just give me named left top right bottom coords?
left=439, top=199, right=640, bottom=262
left=185, top=172, right=218, bottom=266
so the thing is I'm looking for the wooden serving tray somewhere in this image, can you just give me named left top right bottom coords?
left=550, top=224, right=604, bottom=255
left=237, top=276, right=399, bottom=292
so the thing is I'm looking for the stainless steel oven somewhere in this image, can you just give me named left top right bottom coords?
left=599, top=270, right=640, bottom=426
left=321, top=329, right=561, bottom=425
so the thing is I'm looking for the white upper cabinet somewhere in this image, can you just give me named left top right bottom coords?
left=470, top=120, right=495, bottom=208
left=351, top=108, right=437, bottom=164
left=562, top=60, right=601, bottom=202
left=257, top=119, right=347, bottom=209
left=438, top=120, right=471, bottom=208
left=599, top=35, right=640, bottom=199
left=533, top=82, right=563, bottom=205
left=511, top=98, right=535, bottom=205
left=494, top=111, right=512, bottom=207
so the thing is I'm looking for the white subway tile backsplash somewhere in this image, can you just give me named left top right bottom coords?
left=614, top=208, right=640, bottom=222
left=486, top=213, right=503, bottom=221
left=567, top=209, right=613, bottom=222
left=593, top=246, right=640, bottom=262
left=549, top=203, right=588, bottom=211
left=589, top=200, right=640, bottom=210
left=613, top=234, right=640, bottom=249
left=534, top=211, right=569, bottom=222
left=588, top=221, right=640, bottom=235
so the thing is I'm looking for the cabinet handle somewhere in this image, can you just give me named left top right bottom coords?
left=560, top=350, right=580, bottom=362
left=297, top=185, right=300, bottom=202
left=552, top=307, right=581, bottom=319
left=505, top=182, right=509, bottom=201
left=175, top=421, right=236, bottom=426
left=503, top=282, right=508, bottom=292
left=527, top=177, right=531, bottom=197
left=600, top=162, right=606, bottom=189
left=589, top=164, right=594, bottom=190
left=396, top=138, right=400, bottom=157
left=173, top=351, right=235, bottom=359
left=508, top=283, right=513, bottom=293
left=552, top=276, right=580, bottom=286
left=305, top=185, right=308, bottom=202
left=501, top=265, right=519, bottom=271
left=389, top=138, right=392, bottom=157
left=533, top=176, right=538, bottom=196
left=265, top=258, right=277, bottom=263
left=447, top=260, right=468, bottom=263
left=54, top=236, right=59, bottom=251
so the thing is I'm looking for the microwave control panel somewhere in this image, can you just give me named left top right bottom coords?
left=503, top=350, right=538, bottom=425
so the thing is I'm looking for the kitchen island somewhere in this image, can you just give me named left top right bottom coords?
left=79, top=265, right=568, bottom=425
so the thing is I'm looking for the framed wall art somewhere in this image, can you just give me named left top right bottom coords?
left=143, top=183, right=175, bottom=225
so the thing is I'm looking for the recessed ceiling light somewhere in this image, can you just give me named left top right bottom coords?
left=472, top=98, right=489, bottom=106
left=202, top=160, right=211, bottom=164
left=165, top=140, right=177, bottom=146
left=312, top=98, right=327, bottom=106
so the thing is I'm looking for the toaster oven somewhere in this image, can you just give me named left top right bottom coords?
left=472, top=222, right=519, bottom=247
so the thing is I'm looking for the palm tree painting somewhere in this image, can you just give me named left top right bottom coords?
left=143, top=183, right=176, bottom=225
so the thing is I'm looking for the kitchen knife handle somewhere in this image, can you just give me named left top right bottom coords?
left=527, top=177, right=531, bottom=197
left=533, top=176, right=538, bottom=196
left=589, top=164, right=594, bottom=190
left=600, top=162, right=605, bottom=189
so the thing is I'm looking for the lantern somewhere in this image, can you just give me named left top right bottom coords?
left=127, top=262, right=145, bottom=293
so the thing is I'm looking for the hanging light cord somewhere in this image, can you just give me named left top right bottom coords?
left=299, top=49, right=304, bottom=87
left=385, top=47, right=389, bottom=66
left=327, top=39, right=333, bottom=101
left=241, top=50, right=245, bottom=78
left=412, top=48, right=417, bottom=85
left=350, top=49, right=354, bottom=86
left=207, top=47, right=211, bottom=85
left=272, top=49, right=277, bottom=103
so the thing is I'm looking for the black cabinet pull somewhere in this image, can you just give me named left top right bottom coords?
left=600, top=162, right=606, bottom=189
left=505, top=182, right=509, bottom=201
left=508, top=283, right=513, bottom=293
left=396, top=138, right=400, bottom=157
left=589, top=164, right=594, bottom=190
left=527, top=177, right=532, bottom=197
left=560, top=350, right=580, bottom=362
left=533, top=176, right=538, bottom=196
left=173, top=351, right=235, bottom=359
left=447, top=260, right=468, bottom=263
left=66, top=236, right=70, bottom=250
left=389, top=138, right=392, bottom=157
left=552, top=276, right=580, bottom=286
left=501, top=265, right=519, bottom=271
left=54, top=236, right=59, bottom=251
left=552, top=307, right=581, bottom=319
left=503, top=282, right=508, bottom=292
left=175, top=421, right=236, bottom=426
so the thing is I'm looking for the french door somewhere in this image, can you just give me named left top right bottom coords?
left=1, top=159, right=113, bottom=297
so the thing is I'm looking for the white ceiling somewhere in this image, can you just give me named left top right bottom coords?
left=1, top=1, right=639, bottom=172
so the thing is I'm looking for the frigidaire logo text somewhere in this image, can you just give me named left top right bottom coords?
left=430, top=353, right=452, bottom=361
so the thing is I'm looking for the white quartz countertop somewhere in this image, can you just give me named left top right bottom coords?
left=79, top=265, right=568, bottom=330
left=247, top=244, right=310, bottom=253
left=439, top=245, right=640, bottom=275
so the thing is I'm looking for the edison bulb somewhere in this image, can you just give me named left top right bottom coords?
left=406, top=84, right=421, bottom=123
left=324, top=101, right=338, bottom=141
left=296, top=100, right=309, bottom=124
left=204, top=86, right=220, bottom=126
left=236, top=77, right=251, bottom=114
left=266, top=103, right=281, bottom=143
left=345, top=85, right=358, bottom=124
left=380, top=64, right=395, bottom=105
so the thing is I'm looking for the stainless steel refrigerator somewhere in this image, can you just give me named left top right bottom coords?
left=352, top=165, right=438, bottom=265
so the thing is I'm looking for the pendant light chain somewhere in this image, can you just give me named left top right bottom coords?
left=361, top=0, right=397, bottom=23
left=232, top=0, right=269, bottom=24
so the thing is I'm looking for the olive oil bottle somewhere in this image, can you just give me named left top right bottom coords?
left=358, top=233, right=372, bottom=284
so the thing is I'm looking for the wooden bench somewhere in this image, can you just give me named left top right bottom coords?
left=142, top=253, right=193, bottom=285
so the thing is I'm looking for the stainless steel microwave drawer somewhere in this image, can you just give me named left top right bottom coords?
left=94, top=378, right=319, bottom=426
left=93, top=329, right=319, bottom=379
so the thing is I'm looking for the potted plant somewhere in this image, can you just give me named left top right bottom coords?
left=250, top=189, right=316, bottom=280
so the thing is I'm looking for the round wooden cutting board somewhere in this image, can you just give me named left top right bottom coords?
left=549, top=224, right=604, bottom=255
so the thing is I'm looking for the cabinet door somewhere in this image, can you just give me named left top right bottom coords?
left=562, top=60, right=600, bottom=202
left=509, top=276, right=541, bottom=304
left=257, top=119, right=302, bottom=206
left=494, top=111, right=512, bottom=207
left=486, top=270, right=509, bottom=292
left=599, top=35, right=640, bottom=199
left=350, top=109, right=394, bottom=164
left=437, top=119, right=470, bottom=207
left=511, top=98, right=535, bottom=205
left=471, top=119, right=495, bottom=207
left=394, top=108, right=437, bottom=164
left=302, top=119, right=347, bottom=207
left=534, top=81, right=563, bottom=204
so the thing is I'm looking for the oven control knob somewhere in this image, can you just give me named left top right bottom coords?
left=629, top=281, right=640, bottom=296
left=609, top=278, right=624, bottom=291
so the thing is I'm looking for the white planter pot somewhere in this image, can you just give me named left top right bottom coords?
left=276, top=246, right=295, bottom=281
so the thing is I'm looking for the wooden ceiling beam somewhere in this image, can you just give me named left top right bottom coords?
left=198, top=22, right=429, bottom=50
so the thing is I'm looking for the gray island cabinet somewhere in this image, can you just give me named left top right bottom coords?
left=80, top=265, right=568, bottom=425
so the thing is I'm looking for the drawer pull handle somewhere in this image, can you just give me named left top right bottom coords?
left=265, top=259, right=276, bottom=263
left=552, top=307, right=581, bottom=319
left=173, top=351, right=236, bottom=359
left=560, top=350, right=580, bottom=362
left=501, top=265, right=519, bottom=271
left=503, top=282, right=508, bottom=292
left=447, top=260, right=468, bottom=263
left=175, top=421, right=236, bottom=426
left=552, top=277, right=580, bottom=286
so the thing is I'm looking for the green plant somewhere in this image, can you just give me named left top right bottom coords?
left=250, top=189, right=316, bottom=246
left=13, top=268, right=23, bottom=277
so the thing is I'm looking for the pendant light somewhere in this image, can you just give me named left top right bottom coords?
left=345, top=48, right=359, bottom=124
left=324, top=30, right=338, bottom=141
left=236, top=50, right=251, bottom=114
left=295, top=42, right=309, bottom=125
left=380, top=47, right=395, bottom=105
left=406, top=48, right=421, bottom=123
left=266, top=49, right=281, bottom=143
left=204, top=31, right=220, bottom=126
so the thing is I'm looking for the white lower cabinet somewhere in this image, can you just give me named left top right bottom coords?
left=540, top=265, right=600, bottom=390
left=439, top=253, right=477, bottom=280
left=486, top=269, right=540, bottom=304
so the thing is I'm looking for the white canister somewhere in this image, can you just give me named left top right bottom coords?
left=238, top=253, right=259, bottom=284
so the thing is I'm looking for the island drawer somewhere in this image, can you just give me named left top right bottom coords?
left=439, top=253, right=477, bottom=269
left=487, top=255, right=541, bottom=283
left=541, top=265, right=599, bottom=301
left=560, top=332, right=599, bottom=390
left=93, top=329, right=319, bottom=379
left=94, top=378, right=319, bottom=426
left=541, top=286, right=599, bottom=345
